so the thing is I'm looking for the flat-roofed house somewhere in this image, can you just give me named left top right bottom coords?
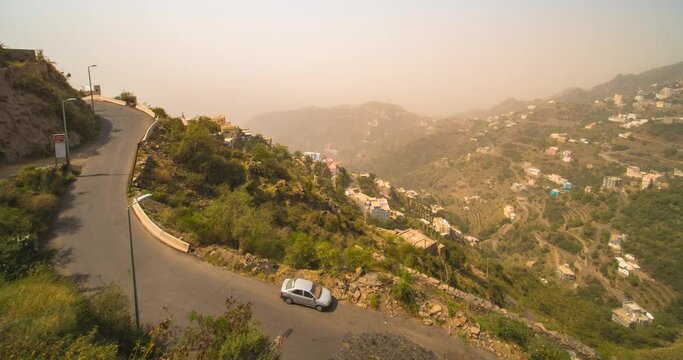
left=557, top=264, right=576, bottom=281
left=612, top=301, right=654, bottom=328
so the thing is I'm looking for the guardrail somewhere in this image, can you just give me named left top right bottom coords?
left=80, top=95, right=157, bottom=118
left=131, top=202, right=190, bottom=253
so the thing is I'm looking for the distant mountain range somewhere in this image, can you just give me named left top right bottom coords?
left=248, top=101, right=432, bottom=164
left=554, top=61, right=683, bottom=104
left=247, top=60, right=683, bottom=163
left=463, top=61, right=683, bottom=117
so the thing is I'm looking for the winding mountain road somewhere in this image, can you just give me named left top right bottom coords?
left=49, top=100, right=494, bottom=359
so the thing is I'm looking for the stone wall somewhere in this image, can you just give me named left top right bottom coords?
left=404, top=267, right=598, bottom=359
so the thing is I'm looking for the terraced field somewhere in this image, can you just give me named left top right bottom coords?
left=563, top=204, right=592, bottom=224
left=628, top=279, right=678, bottom=314
left=461, top=199, right=508, bottom=237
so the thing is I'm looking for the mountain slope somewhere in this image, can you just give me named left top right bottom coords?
left=248, top=101, right=431, bottom=164
left=0, top=47, right=99, bottom=163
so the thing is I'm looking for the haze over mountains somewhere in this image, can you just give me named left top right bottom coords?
left=248, top=101, right=432, bottom=165
left=248, top=60, right=683, bottom=165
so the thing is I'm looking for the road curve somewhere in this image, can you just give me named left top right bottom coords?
left=49, top=101, right=495, bottom=360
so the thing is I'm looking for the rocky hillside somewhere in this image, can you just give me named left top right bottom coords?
left=247, top=101, right=432, bottom=165
left=0, top=47, right=98, bottom=163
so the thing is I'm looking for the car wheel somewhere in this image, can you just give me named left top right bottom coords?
left=315, top=305, right=324, bottom=312
left=284, top=297, right=293, bottom=304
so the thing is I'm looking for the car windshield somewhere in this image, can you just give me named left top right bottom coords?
left=311, top=284, right=322, bottom=298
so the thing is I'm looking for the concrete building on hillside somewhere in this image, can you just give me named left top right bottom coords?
left=375, top=179, right=392, bottom=197
left=561, top=150, right=572, bottom=163
left=526, top=167, right=541, bottom=178
left=546, top=146, right=559, bottom=156
left=397, top=229, right=444, bottom=256
left=368, top=198, right=390, bottom=219
left=557, top=264, right=576, bottom=282
left=432, top=217, right=451, bottom=236
left=626, top=166, right=644, bottom=179
left=614, top=93, right=623, bottom=107
left=211, top=114, right=226, bottom=127
left=641, top=173, right=663, bottom=189
left=602, top=176, right=622, bottom=190
left=303, top=152, right=322, bottom=162
left=612, top=301, right=654, bottom=328
left=546, top=173, right=566, bottom=185
left=608, top=233, right=627, bottom=252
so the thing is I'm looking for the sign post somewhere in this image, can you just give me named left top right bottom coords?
left=54, top=133, right=66, bottom=167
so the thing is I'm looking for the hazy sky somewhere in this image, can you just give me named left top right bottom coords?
left=2, top=1, right=683, bottom=123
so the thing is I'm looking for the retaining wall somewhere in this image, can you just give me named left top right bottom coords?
left=81, top=95, right=156, bottom=118
left=131, top=203, right=190, bottom=253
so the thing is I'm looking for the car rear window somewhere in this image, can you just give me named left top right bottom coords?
left=311, top=284, right=322, bottom=298
left=285, top=279, right=295, bottom=290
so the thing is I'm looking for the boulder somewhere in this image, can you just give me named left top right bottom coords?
left=353, top=289, right=361, bottom=302
left=469, top=325, right=481, bottom=335
left=453, top=315, right=468, bottom=328
left=428, top=304, right=443, bottom=316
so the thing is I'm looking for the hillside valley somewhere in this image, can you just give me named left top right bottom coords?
left=241, top=61, right=683, bottom=359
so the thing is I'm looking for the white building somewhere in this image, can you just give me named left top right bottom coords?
left=562, top=150, right=572, bottom=163
left=303, top=152, right=322, bottom=162
left=432, top=217, right=451, bottom=236
left=526, top=167, right=542, bottom=178
left=367, top=198, right=391, bottom=219
left=612, top=301, right=654, bottom=328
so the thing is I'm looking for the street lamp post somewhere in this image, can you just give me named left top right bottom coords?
left=127, top=193, right=152, bottom=331
left=61, top=98, right=77, bottom=171
left=88, top=64, right=97, bottom=112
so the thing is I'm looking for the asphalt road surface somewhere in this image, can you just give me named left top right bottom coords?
left=49, top=101, right=495, bottom=360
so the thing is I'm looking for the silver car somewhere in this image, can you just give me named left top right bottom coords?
left=280, top=278, right=332, bottom=312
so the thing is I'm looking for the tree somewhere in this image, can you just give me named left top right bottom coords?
left=284, top=232, right=317, bottom=269
left=115, top=91, right=137, bottom=107
left=663, top=147, right=678, bottom=158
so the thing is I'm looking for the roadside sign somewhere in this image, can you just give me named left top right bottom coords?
left=54, top=133, right=66, bottom=159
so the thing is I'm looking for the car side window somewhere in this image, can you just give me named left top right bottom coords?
left=292, top=289, right=303, bottom=296
left=303, top=291, right=314, bottom=299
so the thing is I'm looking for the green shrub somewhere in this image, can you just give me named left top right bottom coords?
left=391, top=272, right=418, bottom=313
left=115, top=91, right=137, bottom=107
left=0, top=271, right=122, bottom=359
left=341, top=246, right=373, bottom=271
left=284, top=232, right=317, bottom=269
left=315, top=241, right=342, bottom=272
left=528, top=337, right=570, bottom=360
left=479, top=313, right=532, bottom=349
left=367, top=293, right=381, bottom=310
left=0, top=233, right=45, bottom=281
left=167, top=297, right=278, bottom=360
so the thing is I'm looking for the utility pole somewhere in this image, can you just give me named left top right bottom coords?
left=88, top=64, right=97, bottom=112
left=126, top=193, right=152, bottom=330
left=61, top=98, right=77, bottom=171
